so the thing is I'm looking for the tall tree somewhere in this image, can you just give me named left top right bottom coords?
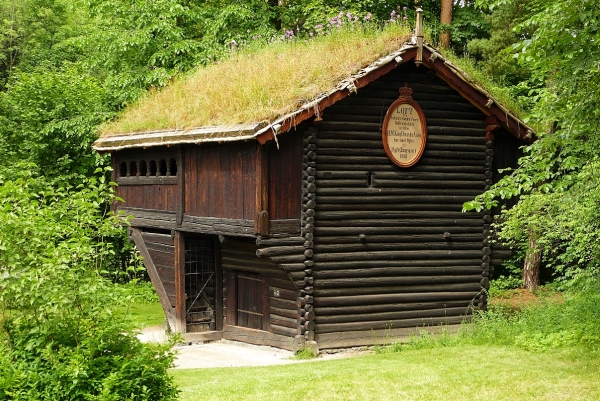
left=466, top=0, right=600, bottom=287
left=440, top=0, right=453, bottom=48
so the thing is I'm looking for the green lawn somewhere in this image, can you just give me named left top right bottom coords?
left=171, top=345, right=600, bottom=401
left=116, top=302, right=166, bottom=329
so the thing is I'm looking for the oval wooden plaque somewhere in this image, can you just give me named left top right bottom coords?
left=382, top=89, right=427, bottom=168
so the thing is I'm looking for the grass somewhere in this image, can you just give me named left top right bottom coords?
left=171, top=345, right=600, bottom=401
left=101, top=23, right=412, bottom=135
left=117, top=302, right=166, bottom=329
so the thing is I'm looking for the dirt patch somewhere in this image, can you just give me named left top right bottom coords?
left=490, top=288, right=563, bottom=312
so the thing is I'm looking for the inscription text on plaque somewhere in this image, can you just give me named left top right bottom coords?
left=382, top=84, right=427, bottom=168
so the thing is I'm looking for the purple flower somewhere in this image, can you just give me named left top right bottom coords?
left=346, top=12, right=352, bottom=20
left=309, top=31, right=314, bottom=37
left=403, top=6, right=407, bottom=11
left=403, top=16, right=407, bottom=20
left=391, top=10, right=396, bottom=17
left=364, top=12, right=372, bottom=21
left=316, top=24, right=323, bottom=29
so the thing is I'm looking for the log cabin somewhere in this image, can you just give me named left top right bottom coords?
left=93, top=22, right=532, bottom=351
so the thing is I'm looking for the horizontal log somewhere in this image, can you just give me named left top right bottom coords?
left=315, top=170, right=486, bottom=182
left=312, top=258, right=482, bottom=270
left=220, top=254, right=277, bottom=268
left=317, top=164, right=485, bottom=174
left=270, top=219, right=301, bottom=234
left=269, top=287, right=297, bottom=301
left=313, top=283, right=482, bottom=297
left=314, top=308, right=471, bottom=333
left=270, top=314, right=298, bottom=329
left=315, top=211, right=482, bottom=220
left=271, top=277, right=298, bottom=292
left=374, top=179, right=485, bottom=189
left=181, top=215, right=254, bottom=237
left=314, top=274, right=483, bottom=289
left=325, top=104, right=482, bottom=120
left=314, top=234, right=483, bottom=244
left=268, top=254, right=307, bottom=263
left=315, top=195, right=474, bottom=205
left=341, top=97, right=480, bottom=113
left=270, top=297, right=297, bottom=310
left=313, top=291, right=480, bottom=307
left=314, top=299, right=477, bottom=316
left=317, top=189, right=484, bottom=199
left=256, top=236, right=305, bottom=246
left=120, top=207, right=177, bottom=230
left=315, top=306, right=472, bottom=325
left=314, top=226, right=483, bottom=236
left=312, top=242, right=483, bottom=253
left=315, top=203, right=464, bottom=212
left=266, top=324, right=298, bottom=339
left=256, top=245, right=306, bottom=258
left=312, top=266, right=484, bottom=279
left=279, top=263, right=307, bottom=272
left=315, top=155, right=486, bottom=167
left=314, top=219, right=484, bottom=228
left=141, top=231, right=174, bottom=245
left=271, top=307, right=299, bottom=319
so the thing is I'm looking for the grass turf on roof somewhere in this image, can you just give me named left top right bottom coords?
left=100, top=23, right=412, bottom=137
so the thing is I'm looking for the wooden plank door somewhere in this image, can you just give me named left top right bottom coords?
left=235, top=272, right=269, bottom=331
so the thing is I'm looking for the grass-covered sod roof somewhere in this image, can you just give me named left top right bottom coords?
left=99, top=24, right=412, bottom=136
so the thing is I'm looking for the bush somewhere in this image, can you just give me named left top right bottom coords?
left=0, top=169, right=178, bottom=400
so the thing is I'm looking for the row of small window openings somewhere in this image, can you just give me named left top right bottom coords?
left=119, top=159, right=178, bottom=178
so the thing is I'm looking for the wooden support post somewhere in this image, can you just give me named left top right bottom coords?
left=214, top=237, right=223, bottom=331
left=176, top=145, right=185, bottom=226
left=255, top=143, right=270, bottom=235
left=174, top=231, right=186, bottom=333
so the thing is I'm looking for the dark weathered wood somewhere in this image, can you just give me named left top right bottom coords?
left=214, top=237, right=223, bottom=331
left=269, top=219, right=301, bottom=234
left=315, top=310, right=469, bottom=333
left=255, top=143, right=269, bottom=235
left=174, top=231, right=186, bottom=333
left=313, top=283, right=482, bottom=297
left=256, top=236, right=305, bottom=246
left=315, top=306, right=471, bottom=325
left=314, top=274, right=483, bottom=288
left=315, top=323, right=463, bottom=349
left=256, top=245, right=306, bottom=258
left=313, top=258, right=482, bottom=270
left=314, top=226, right=482, bottom=236
left=120, top=207, right=177, bottom=230
left=130, top=228, right=176, bottom=330
left=314, top=234, right=483, bottom=244
left=117, top=176, right=178, bottom=186
left=181, top=215, right=255, bottom=237
left=312, top=266, right=484, bottom=278
left=226, top=271, right=237, bottom=326
left=314, top=300, right=476, bottom=316
left=223, top=325, right=297, bottom=351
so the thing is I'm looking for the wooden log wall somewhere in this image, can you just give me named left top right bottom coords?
left=220, top=237, right=300, bottom=345
left=311, top=62, right=489, bottom=349
left=254, top=127, right=319, bottom=349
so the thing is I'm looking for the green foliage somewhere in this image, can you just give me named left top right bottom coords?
left=0, top=170, right=177, bottom=400
left=293, top=347, right=318, bottom=360
left=464, top=0, right=600, bottom=285
left=0, top=67, right=110, bottom=180
left=470, top=282, right=600, bottom=352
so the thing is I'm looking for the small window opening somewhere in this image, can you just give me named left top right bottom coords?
left=169, top=158, right=178, bottom=176
left=129, top=161, right=138, bottom=177
left=119, top=162, right=127, bottom=177
left=149, top=160, right=157, bottom=176
left=367, top=172, right=373, bottom=187
left=139, top=160, right=147, bottom=176
left=159, top=159, right=167, bottom=176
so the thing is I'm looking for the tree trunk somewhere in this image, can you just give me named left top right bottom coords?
left=522, top=236, right=541, bottom=290
left=440, top=0, right=453, bottom=49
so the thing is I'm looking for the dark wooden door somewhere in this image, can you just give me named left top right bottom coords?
left=234, top=272, right=269, bottom=331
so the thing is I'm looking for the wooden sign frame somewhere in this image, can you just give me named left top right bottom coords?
left=381, top=86, right=427, bottom=168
